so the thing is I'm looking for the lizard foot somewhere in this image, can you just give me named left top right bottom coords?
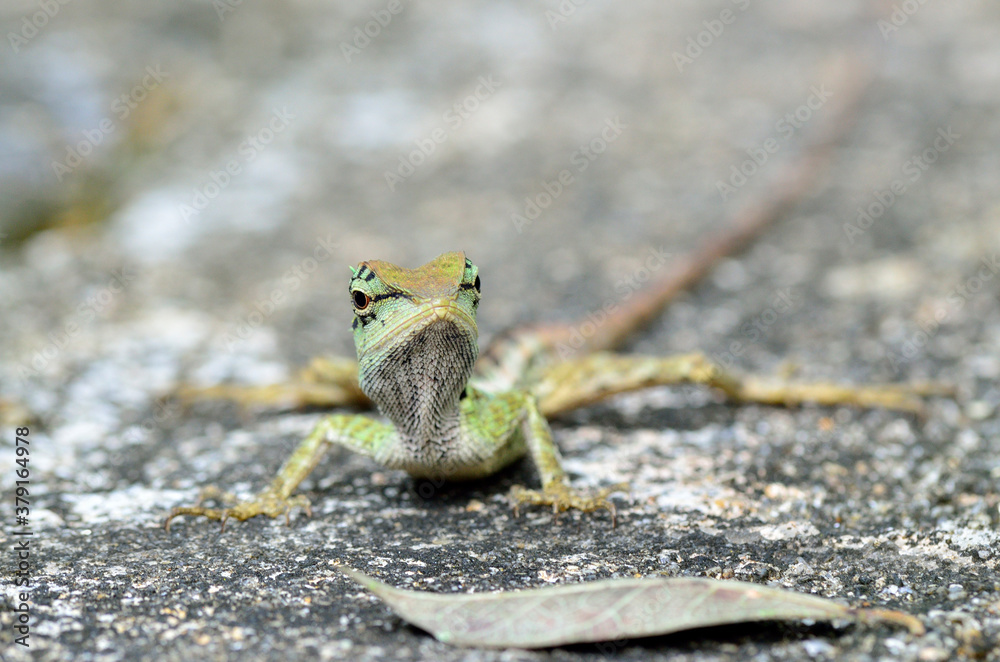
left=164, top=485, right=312, bottom=531
left=509, top=482, right=629, bottom=527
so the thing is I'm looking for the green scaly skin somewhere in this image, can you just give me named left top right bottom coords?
left=166, top=252, right=947, bottom=529
left=167, top=251, right=625, bottom=529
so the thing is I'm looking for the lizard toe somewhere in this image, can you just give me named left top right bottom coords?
left=508, top=482, right=627, bottom=526
left=164, top=490, right=312, bottom=530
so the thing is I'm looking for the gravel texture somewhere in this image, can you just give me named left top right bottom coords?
left=1, top=1, right=999, bottom=660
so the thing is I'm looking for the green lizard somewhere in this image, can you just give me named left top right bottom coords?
left=166, top=249, right=941, bottom=529
left=164, top=53, right=945, bottom=530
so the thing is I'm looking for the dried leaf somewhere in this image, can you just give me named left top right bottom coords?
left=336, top=565, right=923, bottom=649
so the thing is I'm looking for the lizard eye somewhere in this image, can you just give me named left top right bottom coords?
left=473, top=275, right=481, bottom=293
left=352, top=290, right=371, bottom=310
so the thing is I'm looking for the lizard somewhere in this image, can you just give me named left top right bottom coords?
left=165, top=56, right=947, bottom=530
left=165, top=248, right=943, bottom=530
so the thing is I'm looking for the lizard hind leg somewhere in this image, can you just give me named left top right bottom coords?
left=533, top=351, right=952, bottom=418
left=174, top=356, right=370, bottom=411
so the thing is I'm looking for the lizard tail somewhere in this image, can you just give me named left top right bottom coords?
left=530, top=53, right=876, bottom=356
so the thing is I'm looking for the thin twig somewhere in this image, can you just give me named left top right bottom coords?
left=534, top=54, right=876, bottom=355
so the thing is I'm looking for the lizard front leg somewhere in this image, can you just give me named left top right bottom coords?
left=175, top=356, right=371, bottom=410
left=534, top=352, right=951, bottom=417
left=509, top=396, right=628, bottom=525
left=165, top=413, right=395, bottom=529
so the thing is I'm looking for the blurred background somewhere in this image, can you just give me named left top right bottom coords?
left=2, top=2, right=1000, bottom=660
left=1, top=0, right=999, bottom=523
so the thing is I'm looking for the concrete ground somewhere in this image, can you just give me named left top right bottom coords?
left=1, top=1, right=998, bottom=660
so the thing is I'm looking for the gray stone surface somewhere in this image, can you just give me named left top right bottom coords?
left=1, top=1, right=999, bottom=660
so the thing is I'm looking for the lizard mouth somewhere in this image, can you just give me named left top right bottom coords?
left=368, top=298, right=478, bottom=354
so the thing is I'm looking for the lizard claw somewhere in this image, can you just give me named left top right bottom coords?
left=164, top=487, right=312, bottom=531
left=509, top=482, right=629, bottom=527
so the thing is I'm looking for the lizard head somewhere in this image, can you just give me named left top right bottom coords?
left=348, top=251, right=480, bottom=439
